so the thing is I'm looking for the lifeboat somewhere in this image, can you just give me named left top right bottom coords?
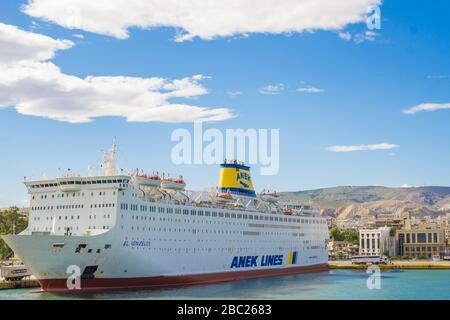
left=215, top=191, right=234, bottom=203
left=260, top=190, right=279, bottom=203
left=133, top=171, right=161, bottom=187
left=161, top=176, right=186, bottom=191
left=283, top=208, right=293, bottom=215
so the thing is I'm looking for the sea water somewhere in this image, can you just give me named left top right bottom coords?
left=1, top=270, right=450, bottom=300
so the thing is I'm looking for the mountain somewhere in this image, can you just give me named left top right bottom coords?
left=280, top=186, right=450, bottom=219
left=437, top=196, right=450, bottom=210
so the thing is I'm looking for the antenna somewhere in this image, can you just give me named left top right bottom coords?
left=101, top=138, right=119, bottom=176
left=111, top=136, right=117, bottom=160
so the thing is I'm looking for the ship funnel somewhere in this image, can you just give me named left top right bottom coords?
left=218, top=160, right=256, bottom=197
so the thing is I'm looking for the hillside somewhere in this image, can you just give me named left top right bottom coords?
left=281, top=186, right=450, bottom=219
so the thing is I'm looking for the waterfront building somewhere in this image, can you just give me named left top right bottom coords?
left=396, top=224, right=446, bottom=259
left=328, top=241, right=359, bottom=260
left=359, top=227, right=394, bottom=257
left=442, top=213, right=450, bottom=246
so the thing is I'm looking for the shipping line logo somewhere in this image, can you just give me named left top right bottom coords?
left=171, top=122, right=279, bottom=175
left=237, top=170, right=251, bottom=188
left=230, top=251, right=298, bottom=269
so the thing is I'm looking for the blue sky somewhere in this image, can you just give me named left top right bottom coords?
left=0, top=0, right=449, bottom=207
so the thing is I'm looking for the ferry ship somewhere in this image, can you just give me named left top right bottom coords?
left=2, top=140, right=329, bottom=292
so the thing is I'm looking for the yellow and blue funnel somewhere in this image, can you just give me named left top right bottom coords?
left=218, top=161, right=256, bottom=197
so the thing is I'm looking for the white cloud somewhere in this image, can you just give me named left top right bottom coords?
left=23, top=0, right=381, bottom=41
left=402, top=103, right=450, bottom=115
left=338, top=31, right=352, bottom=41
left=296, top=86, right=324, bottom=93
left=388, top=152, right=396, bottom=157
left=354, top=30, right=377, bottom=44
left=426, top=75, right=449, bottom=79
left=326, top=143, right=399, bottom=153
left=338, top=30, right=379, bottom=44
left=227, top=91, right=242, bottom=97
left=0, top=22, right=73, bottom=64
left=0, top=23, right=233, bottom=123
left=400, top=184, right=420, bottom=188
left=259, top=84, right=284, bottom=95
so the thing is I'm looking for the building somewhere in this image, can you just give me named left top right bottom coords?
left=442, top=213, right=450, bottom=246
left=370, top=213, right=409, bottom=229
left=336, top=218, right=370, bottom=231
left=328, top=241, right=359, bottom=260
left=396, top=224, right=446, bottom=259
left=359, top=227, right=394, bottom=257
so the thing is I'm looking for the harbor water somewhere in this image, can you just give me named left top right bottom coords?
left=1, top=269, right=450, bottom=300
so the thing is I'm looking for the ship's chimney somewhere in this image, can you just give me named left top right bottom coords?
left=218, top=160, right=256, bottom=197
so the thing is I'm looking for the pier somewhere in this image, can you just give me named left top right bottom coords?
left=329, top=260, right=450, bottom=270
left=0, top=276, right=39, bottom=290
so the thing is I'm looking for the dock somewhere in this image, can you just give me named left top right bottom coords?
left=329, top=260, right=450, bottom=270
left=0, top=277, right=39, bottom=290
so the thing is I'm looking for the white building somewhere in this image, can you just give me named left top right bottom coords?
left=359, top=227, right=393, bottom=256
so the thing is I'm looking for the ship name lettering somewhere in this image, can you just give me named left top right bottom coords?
left=260, top=255, right=283, bottom=266
left=230, top=255, right=258, bottom=268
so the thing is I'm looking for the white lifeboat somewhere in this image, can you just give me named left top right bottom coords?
left=260, top=190, right=279, bottom=203
left=132, top=171, right=161, bottom=187
left=161, top=176, right=186, bottom=191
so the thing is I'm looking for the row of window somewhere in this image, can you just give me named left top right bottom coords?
left=120, top=204, right=325, bottom=225
left=90, top=203, right=115, bottom=209
left=32, top=225, right=111, bottom=232
left=31, top=202, right=116, bottom=211
left=404, top=246, right=441, bottom=253
left=33, top=191, right=116, bottom=200
left=29, top=179, right=129, bottom=189
left=32, top=224, right=111, bottom=233
left=122, top=224, right=308, bottom=239
left=126, top=247, right=311, bottom=254
left=125, top=215, right=320, bottom=235
left=400, top=232, right=439, bottom=244
left=33, top=213, right=111, bottom=221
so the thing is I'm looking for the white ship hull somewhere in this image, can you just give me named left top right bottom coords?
left=3, top=200, right=329, bottom=292
left=3, top=145, right=329, bottom=292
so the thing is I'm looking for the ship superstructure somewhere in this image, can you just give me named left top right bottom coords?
left=3, top=140, right=329, bottom=292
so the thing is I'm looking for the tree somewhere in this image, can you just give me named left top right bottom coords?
left=0, top=207, right=28, bottom=260
left=329, top=226, right=359, bottom=245
left=329, top=226, right=344, bottom=241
